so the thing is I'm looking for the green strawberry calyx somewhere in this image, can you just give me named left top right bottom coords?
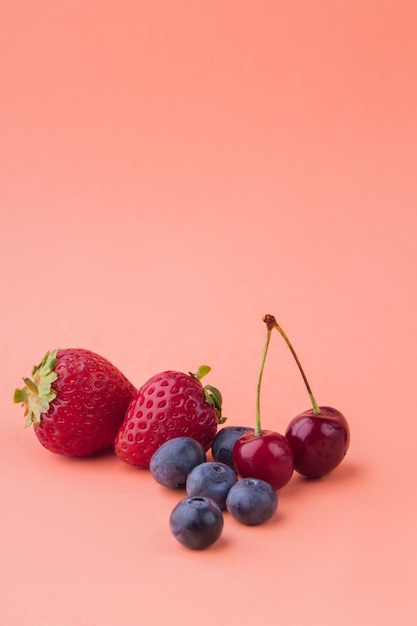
left=14, top=350, right=59, bottom=428
left=189, top=365, right=227, bottom=425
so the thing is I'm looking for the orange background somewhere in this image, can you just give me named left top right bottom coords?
left=1, top=2, right=416, bottom=625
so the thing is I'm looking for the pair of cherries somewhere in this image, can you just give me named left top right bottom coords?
left=232, top=314, right=350, bottom=489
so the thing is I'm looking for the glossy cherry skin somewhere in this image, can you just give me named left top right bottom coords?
left=232, top=430, right=294, bottom=490
left=285, top=406, right=350, bottom=478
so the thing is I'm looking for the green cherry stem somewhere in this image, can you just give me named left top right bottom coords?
left=263, top=314, right=321, bottom=416
left=255, top=321, right=273, bottom=437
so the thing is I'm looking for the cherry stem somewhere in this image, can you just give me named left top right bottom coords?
left=255, top=323, right=273, bottom=436
left=263, top=314, right=321, bottom=416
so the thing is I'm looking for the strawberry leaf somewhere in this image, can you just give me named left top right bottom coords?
left=189, top=365, right=212, bottom=381
left=14, top=349, right=59, bottom=427
left=204, top=384, right=227, bottom=424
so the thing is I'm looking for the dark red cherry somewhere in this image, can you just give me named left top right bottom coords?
left=233, top=429, right=294, bottom=490
left=263, top=314, right=351, bottom=479
left=285, top=406, right=350, bottom=478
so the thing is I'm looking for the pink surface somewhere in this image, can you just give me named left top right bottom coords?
left=1, top=2, right=416, bottom=625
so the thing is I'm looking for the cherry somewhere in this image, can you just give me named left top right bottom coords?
left=285, top=406, right=350, bottom=478
left=232, top=317, right=294, bottom=490
left=233, top=430, right=294, bottom=490
left=264, top=314, right=350, bottom=478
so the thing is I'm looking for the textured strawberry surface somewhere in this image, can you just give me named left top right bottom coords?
left=115, top=370, right=219, bottom=468
left=35, top=349, right=137, bottom=456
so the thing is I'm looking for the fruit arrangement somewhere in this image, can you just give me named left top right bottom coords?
left=14, top=315, right=350, bottom=550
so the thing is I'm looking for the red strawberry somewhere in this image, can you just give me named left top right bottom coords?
left=14, top=348, right=137, bottom=457
left=115, top=365, right=225, bottom=468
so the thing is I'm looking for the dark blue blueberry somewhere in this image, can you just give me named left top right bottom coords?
left=149, top=437, right=206, bottom=489
left=211, top=426, right=253, bottom=469
left=226, top=477, right=278, bottom=525
left=186, top=461, right=238, bottom=509
left=169, top=497, right=224, bottom=550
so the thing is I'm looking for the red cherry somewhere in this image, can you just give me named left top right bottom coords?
left=232, top=316, right=294, bottom=490
left=264, top=314, right=350, bottom=479
left=233, top=429, right=294, bottom=490
left=285, top=406, right=350, bottom=478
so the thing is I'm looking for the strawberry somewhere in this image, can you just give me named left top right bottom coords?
left=14, top=348, right=137, bottom=457
left=115, top=365, right=225, bottom=468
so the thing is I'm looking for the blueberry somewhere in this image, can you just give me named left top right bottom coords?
left=211, top=426, right=253, bottom=469
left=169, top=497, right=224, bottom=550
left=186, top=461, right=238, bottom=509
left=226, top=477, right=278, bottom=525
left=149, top=437, right=206, bottom=489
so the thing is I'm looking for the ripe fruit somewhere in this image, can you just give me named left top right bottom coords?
left=169, top=496, right=224, bottom=550
left=264, top=314, right=350, bottom=478
left=186, top=461, right=238, bottom=509
left=115, top=366, right=225, bottom=468
left=150, top=437, right=206, bottom=489
left=232, top=321, right=294, bottom=490
left=233, top=430, right=294, bottom=490
left=226, top=477, right=278, bottom=525
left=285, top=407, right=350, bottom=478
left=211, top=426, right=253, bottom=469
left=14, top=349, right=136, bottom=457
